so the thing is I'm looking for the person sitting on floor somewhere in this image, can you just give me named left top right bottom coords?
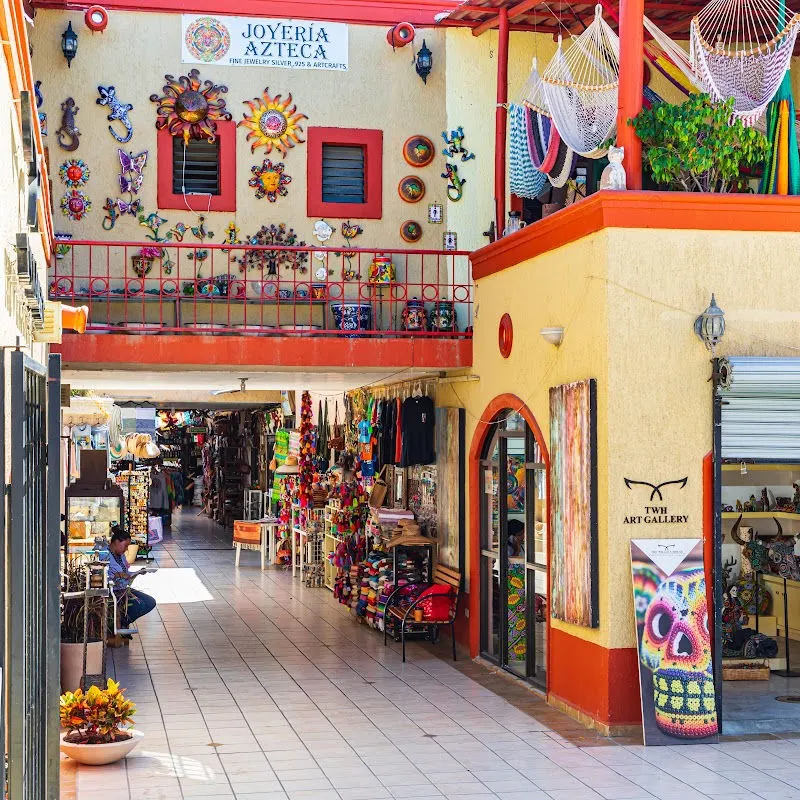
left=106, top=526, right=157, bottom=629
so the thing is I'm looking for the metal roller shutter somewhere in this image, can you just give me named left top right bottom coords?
left=718, top=357, right=800, bottom=459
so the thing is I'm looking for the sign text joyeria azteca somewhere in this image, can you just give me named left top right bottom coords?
left=623, top=477, right=688, bottom=524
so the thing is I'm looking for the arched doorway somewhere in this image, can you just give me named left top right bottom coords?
left=472, top=401, right=549, bottom=689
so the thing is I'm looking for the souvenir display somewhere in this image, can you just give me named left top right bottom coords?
left=331, top=303, right=373, bottom=334
left=239, top=88, right=307, bottom=156
left=398, top=175, right=426, bottom=203
left=132, top=246, right=162, bottom=278
left=313, top=219, right=334, bottom=243
left=96, top=85, right=134, bottom=143
left=56, top=97, right=80, bottom=151
left=248, top=159, right=291, bottom=201
left=402, top=298, right=427, bottom=332
left=441, top=126, right=475, bottom=161
left=298, top=392, right=314, bottom=509
left=190, top=216, right=214, bottom=242
left=340, top=220, right=363, bottom=251
left=400, top=220, right=423, bottom=243
left=368, top=255, right=395, bottom=284
left=138, top=211, right=171, bottom=242
left=61, top=189, right=92, bottom=221
left=442, top=162, right=466, bottom=201
left=236, top=224, right=307, bottom=275
left=222, top=221, right=241, bottom=246
left=428, top=202, right=443, bottom=223
left=103, top=148, right=148, bottom=230
left=59, top=159, right=90, bottom=188
left=429, top=298, right=456, bottom=332
left=150, top=68, right=232, bottom=144
left=403, top=135, right=435, bottom=167
left=340, top=221, right=364, bottom=279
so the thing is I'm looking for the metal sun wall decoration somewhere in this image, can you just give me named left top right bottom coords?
left=249, top=159, right=291, bottom=202
left=239, top=88, right=307, bottom=157
left=442, top=163, right=466, bottom=201
left=236, top=224, right=308, bottom=275
left=102, top=149, right=148, bottom=231
left=56, top=98, right=80, bottom=151
left=96, top=85, right=134, bottom=143
left=59, top=158, right=90, bottom=188
left=442, top=127, right=475, bottom=162
left=61, top=189, right=91, bottom=221
left=150, top=69, right=232, bottom=144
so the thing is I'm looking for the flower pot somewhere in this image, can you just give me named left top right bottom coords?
left=131, top=256, right=153, bottom=278
left=330, top=303, right=372, bottom=337
left=60, top=641, right=104, bottom=694
left=60, top=729, right=144, bottom=766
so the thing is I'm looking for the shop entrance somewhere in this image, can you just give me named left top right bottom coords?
left=479, top=410, right=547, bottom=688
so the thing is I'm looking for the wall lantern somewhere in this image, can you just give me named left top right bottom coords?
left=415, top=39, right=432, bottom=84
left=694, top=293, right=725, bottom=353
left=61, top=21, right=78, bottom=68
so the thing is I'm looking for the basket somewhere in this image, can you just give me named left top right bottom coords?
left=368, top=466, right=388, bottom=509
left=722, top=659, right=770, bottom=681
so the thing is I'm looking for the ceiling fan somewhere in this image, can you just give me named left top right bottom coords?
left=211, top=378, right=249, bottom=396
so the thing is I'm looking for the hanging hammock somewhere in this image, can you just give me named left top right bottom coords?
left=509, top=102, right=549, bottom=198
left=541, top=5, right=620, bottom=158
left=643, top=16, right=704, bottom=96
left=690, top=0, right=800, bottom=125
left=759, top=71, right=800, bottom=193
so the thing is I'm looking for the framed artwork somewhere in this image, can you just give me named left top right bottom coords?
left=428, top=202, right=443, bottom=224
left=443, top=231, right=457, bottom=251
left=630, top=539, right=718, bottom=745
left=384, top=464, right=396, bottom=507
left=549, top=378, right=598, bottom=627
left=394, top=467, right=407, bottom=509
left=435, top=407, right=465, bottom=573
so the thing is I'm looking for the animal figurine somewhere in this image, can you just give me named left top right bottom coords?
left=97, top=86, right=134, bottom=143
left=56, top=98, right=80, bottom=151
left=730, top=514, right=771, bottom=614
left=599, top=145, right=627, bottom=190
left=442, top=162, right=466, bottom=202
left=441, top=127, right=475, bottom=162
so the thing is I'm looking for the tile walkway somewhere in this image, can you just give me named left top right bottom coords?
left=61, top=509, right=800, bottom=800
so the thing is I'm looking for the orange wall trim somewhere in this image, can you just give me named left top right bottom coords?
left=549, top=627, right=642, bottom=726
left=471, top=191, right=800, bottom=280
left=52, top=333, right=473, bottom=369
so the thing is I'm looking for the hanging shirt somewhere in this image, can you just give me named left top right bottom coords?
left=394, top=398, right=403, bottom=464
left=71, top=423, right=93, bottom=450
left=400, top=396, right=436, bottom=467
left=91, top=425, right=109, bottom=450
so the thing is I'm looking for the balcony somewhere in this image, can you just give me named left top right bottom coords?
left=49, top=241, right=473, bottom=370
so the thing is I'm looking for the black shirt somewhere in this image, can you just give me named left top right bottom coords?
left=400, top=396, right=435, bottom=466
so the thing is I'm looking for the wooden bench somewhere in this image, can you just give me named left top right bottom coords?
left=383, top=565, right=462, bottom=662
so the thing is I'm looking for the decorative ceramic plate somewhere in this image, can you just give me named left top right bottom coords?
left=400, top=220, right=423, bottom=243
left=398, top=175, right=426, bottom=203
left=403, top=135, right=435, bottom=167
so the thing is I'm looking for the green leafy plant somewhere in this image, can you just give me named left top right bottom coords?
left=630, top=95, right=768, bottom=192
left=60, top=679, right=136, bottom=744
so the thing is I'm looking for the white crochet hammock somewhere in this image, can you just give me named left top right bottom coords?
left=690, top=0, right=800, bottom=124
left=541, top=5, right=620, bottom=158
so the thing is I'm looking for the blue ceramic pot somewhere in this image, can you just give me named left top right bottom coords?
left=331, top=303, right=373, bottom=336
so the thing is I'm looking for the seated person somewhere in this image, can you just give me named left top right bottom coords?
left=106, top=526, right=157, bottom=628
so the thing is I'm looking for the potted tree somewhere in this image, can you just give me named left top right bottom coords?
left=60, top=679, right=143, bottom=765
left=631, top=95, right=768, bottom=192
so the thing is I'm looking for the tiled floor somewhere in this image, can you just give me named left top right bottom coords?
left=61, top=509, right=800, bottom=800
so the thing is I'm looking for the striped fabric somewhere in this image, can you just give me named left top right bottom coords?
left=509, top=103, right=547, bottom=199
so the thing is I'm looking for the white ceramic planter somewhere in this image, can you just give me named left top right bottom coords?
left=60, top=729, right=143, bottom=766
left=60, top=641, right=104, bottom=694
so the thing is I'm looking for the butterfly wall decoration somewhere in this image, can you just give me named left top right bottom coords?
left=103, top=148, right=149, bottom=230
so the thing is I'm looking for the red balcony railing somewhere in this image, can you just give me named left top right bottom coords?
left=49, top=241, right=473, bottom=338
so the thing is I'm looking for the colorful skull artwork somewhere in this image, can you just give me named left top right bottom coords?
left=640, top=568, right=718, bottom=739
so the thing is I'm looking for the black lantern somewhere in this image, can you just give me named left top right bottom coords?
left=415, top=39, right=432, bottom=84
left=61, top=21, right=78, bottom=68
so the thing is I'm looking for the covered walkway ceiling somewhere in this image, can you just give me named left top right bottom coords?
left=438, top=0, right=699, bottom=36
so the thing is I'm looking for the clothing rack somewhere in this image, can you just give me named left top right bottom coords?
left=349, top=375, right=439, bottom=401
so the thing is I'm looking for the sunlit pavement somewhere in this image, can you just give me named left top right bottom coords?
left=61, top=509, right=800, bottom=800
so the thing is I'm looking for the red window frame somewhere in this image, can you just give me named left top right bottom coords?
left=307, top=127, right=383, bottom=219
left=156, top=120, right=236, bottom=212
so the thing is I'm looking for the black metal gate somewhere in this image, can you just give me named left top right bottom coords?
left=3, top=351, right=61, bottom=799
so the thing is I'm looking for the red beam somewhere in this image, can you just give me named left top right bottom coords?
left=470, top=0, right=543, bottom=34
left=617, top=0, right=645, bottom=188
left=53, top=334, right=473, bottom=370
left=495, top=6, right=509, bottom=235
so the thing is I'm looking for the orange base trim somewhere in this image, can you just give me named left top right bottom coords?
left=548, top=627, right=641, bottom=726
left=53, top=333, right=473, bottom=370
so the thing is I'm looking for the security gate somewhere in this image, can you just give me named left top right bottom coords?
left=4, top=351, right=61, bottom=799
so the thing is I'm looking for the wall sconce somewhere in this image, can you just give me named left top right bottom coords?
left=694, top=293, right=725, bottom=354
left=415, top=39, right=432, bottom=84
left=540, top=326, right=564, bottom=347
left=61, top=21, right=78, bottom=68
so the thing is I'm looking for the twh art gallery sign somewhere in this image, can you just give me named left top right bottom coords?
left=182, top=15, right=349, bottom=71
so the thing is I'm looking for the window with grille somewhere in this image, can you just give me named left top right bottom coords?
left=173, top=136, right=220, bottom=195
left=321, top=144, right=365, bottom=204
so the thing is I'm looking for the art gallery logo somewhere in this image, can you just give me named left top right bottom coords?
left=185, top=17, right=231, bottom=63
left=623, top=477, right=688, bottom=525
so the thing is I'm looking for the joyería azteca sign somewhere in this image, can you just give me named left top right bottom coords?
left=182, top=15, right=349, bottom=71
left=623, top=477, right=689, bottom=524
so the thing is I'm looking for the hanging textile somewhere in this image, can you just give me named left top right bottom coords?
left=509, top=103, right=547, bottom=198
left=541, top=6, right=620, bottom=158
left=759, top=71, right=800, bottom=195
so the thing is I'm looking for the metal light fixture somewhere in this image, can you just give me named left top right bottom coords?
left=540, top=326, right=564, bottom=347
left=61, top=21, right=78, bottom=68
left=694, top=293, right=725, bottom=353
left=415, top=39, right=432, bottom=84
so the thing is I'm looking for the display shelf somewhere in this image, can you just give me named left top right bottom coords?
left=722, top=511, right=800, bottom=521
left=722, top=463, right=800, bottom=472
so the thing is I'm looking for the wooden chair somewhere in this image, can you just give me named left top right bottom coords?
left=383, top=565, right=461, bottom=662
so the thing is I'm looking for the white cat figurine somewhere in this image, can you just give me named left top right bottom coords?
left=600, top=145, right=627, bottom=191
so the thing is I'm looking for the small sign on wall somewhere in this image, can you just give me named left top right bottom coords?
left=182, top=15, right=349, bottom=71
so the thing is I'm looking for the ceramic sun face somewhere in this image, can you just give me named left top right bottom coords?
left=59, top=159, right=90, bottom=188
left=150, top=68, right=232, bottom=144
left=248, top=159, right=291, bottom=202
left=239, top=88, right=307, bottom=157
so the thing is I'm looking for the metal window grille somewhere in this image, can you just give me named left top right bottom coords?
left=5, top=351, right=61, bottom=799
left=321, top=144, right=365, bottom=203
left=173, top=137, right=220, bottom=195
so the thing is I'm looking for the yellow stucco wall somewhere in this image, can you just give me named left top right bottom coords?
left=441, top=223, right=800, bottom=654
